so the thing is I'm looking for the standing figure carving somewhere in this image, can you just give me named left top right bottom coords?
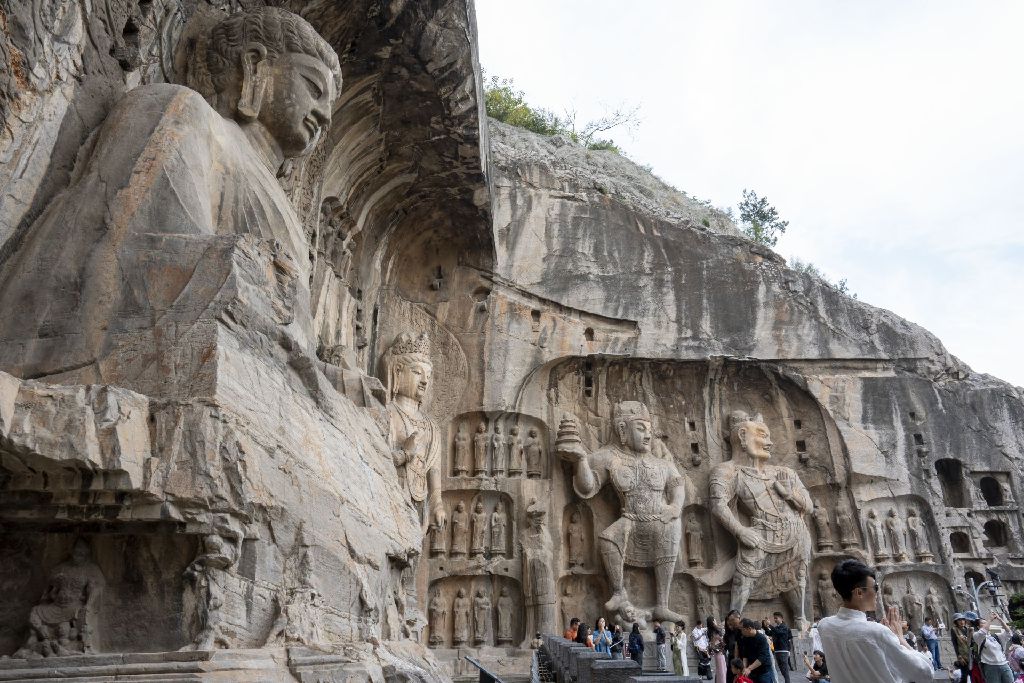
left=836, top=497, right=861, bottom=549
left=470, top=501, right=488, bottom=556
left=525, top=428, right=544, bottom=478
left=881, top=582, right=900, bottom=614
left=473, top=589, right=491, bottom=645
left=473, top=423, right=489, bottom=477
left=925, top=587, right=945, bottom=626
left=906, top=509, right=933, bottom=561
left=490, top=501, right=508, bottom=557
left=385, top=332, right=445, bottom=531
left=454, top=424, right=471, bottom=477
left=522, top=498, right=556, bottom=635
left=430, top=517, right=447, bottom=557
left=817, top=570, right=841, bottom=617
left=452, top=588, right=470, bottom=645
left=866, top=509, right=889, bottom=562
left=902, top=580, right=925, bottom=631
left=685, top=516, right=704, bottom=567
left=567, top=510, right=586, bottom=568
left=508, top=426, right=524, bottom=476
left=182, top=534, right=237, bottom=650
left=710, top=411, right=813, bottom=629
left=556, top=401, right=686, bottom=625
left=13, top=538, right=105, bottom=658
left=491, top=425, right=507, bottom=475
left=428, top=592, right=446, bottom=647
left=497, top=587, right=514, bottom=644
left=812, top=501, right=835, bottom=552
left=885, top=508, right=908, bottom=562
left=450, top=501, right=469, bottom=556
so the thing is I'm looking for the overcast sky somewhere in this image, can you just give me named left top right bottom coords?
left=475, top=0, right=1024, bottom=388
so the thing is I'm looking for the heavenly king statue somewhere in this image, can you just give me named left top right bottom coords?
left=710, top=411, right=813, bottom=629
left=385, top=332, right=445, bottom=530
left=556, top=401, right=686, bottom=625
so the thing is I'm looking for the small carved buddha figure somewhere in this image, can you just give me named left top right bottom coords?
left=452, top=588, right=471, bottom=645
left=470, top=501, right=488, bottom=556
left=454, top=424, right=471, bottom=476
left=473, top=589, right=492, bottom=645
left=428, top=592, right=447, bottom=647
left=491, top=425, right=507, bottom=476
left=685, top=515, right=704, bottom=567
left=490, top=501, right=508, bottom=557
left=450, top=501, right=470, bottom=556
left=15, top=538, right=105, bottom=659
left=566, top=511, right=586, bottom=568
left=508, top=426, right=525, bottom=476
left=525, top=427, right=544, bottom=478
left=473, top=422, right=489, bottom=477
left=812, top=501, right=835, bottom=552
left=496, top=587, right=514, bottom=643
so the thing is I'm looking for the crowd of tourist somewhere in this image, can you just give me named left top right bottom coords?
left=558, top=559, right=1024, bottom=683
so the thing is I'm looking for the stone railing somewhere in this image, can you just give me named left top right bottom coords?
left=540, top=635, right=702, bottom=683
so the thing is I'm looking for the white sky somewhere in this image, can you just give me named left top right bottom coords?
left=475, top=0, right=1024, bottom=388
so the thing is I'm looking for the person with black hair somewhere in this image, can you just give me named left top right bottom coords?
left=610, top=624, right=625, bottom=660
left=766, top=611, right=793, bottom=683
left=738, top=617, right=775, bottom=682
left=654, top=620, right=668, bottom=670
left=564, top=617, right=580, bottom=640
left=724, top=610, right=743, bottom=683
left=574, top=622, right=593, bottom=649
left=628, top=622, right=645, bottom=665
left=816, top=559, right=933, bottom=683
left=802, top=650, right=829, bottom=681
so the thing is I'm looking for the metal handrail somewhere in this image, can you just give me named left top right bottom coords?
left=464, top=655, right=506, bottom=683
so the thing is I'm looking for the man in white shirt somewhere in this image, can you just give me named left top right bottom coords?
left=817, top=559, right=934, bottom=683
left=969, top=611, right=1014, bottom=683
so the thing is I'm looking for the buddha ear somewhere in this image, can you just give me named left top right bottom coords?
left=237, top=43, right=270, bottom=121
left=737, top=426, right=748, bottom=450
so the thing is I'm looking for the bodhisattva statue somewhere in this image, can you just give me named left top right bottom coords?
left=906, top=509, right=933, bottom=561
left=902, top=580, right=925, bottom=631
left=508, top=426, right=524, bottom=476
left=385, top=332, right=445, bottom=530
left=428, top=592, right=446, bottom=647
left=522, top=498, right=556, bottom=635
left=14, top=538, right=105, bottom=658
left=525, top=427, right=544, bottom=478
left=491, top=425, right=507, bottom=475
left=567, top=510, right=586, bottom=568
left=866, top=509, right=889, bottom=562
left=473, top=589, right=491, bottom=645
left=817, top=570, right=841, bottom=617
left=497, top=587, right=514, bottom=643
left=835, top=497, right=861, bottom=550
left=470, top=501, right=487, bottom=556
left=490, top=501, right=508, bottom=557
left=685, top=515, right=704, bottom=567
left=0, top=7, right=342, bottom=381
left=925, top=586, right=946, bottom=626
left=452, top=588, right=470, bottom=645
left=454, top=424, right=471, bottom=477
left=885, top=508, right=908, bottom=563
left=556, top=401, right=686, bottom=625
left=473, top=423, right=489, bottom=477
left=812, top=501, right=835, bottom=552
left=450, top=501, right=469, bottom=556
left=710, top=411, right=813, bottom=630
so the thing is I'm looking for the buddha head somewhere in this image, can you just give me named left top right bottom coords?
left=613, top=401, right=652, bottom=455
left=727, top=410, right=772, bottom=462
left=386, top=332, right=432, bottom=404
left=205, top=8, right=342, bottom=159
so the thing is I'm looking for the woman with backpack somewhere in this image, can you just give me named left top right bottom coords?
left=628, top=623, right=645, bottom=665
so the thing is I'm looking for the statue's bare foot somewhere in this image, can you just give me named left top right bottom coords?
left=605, top=590, right=630, bottom=614
left=652, top=605, right=685, bottom=623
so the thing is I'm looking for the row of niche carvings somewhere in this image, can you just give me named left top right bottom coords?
left=426, top=578, right=522, bottom=648
left=430, top=493, right=513, bottom=560
left=450, top=413, right=547, bottom=479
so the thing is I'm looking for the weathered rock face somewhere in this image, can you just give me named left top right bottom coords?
left=1, top=0, right=1023, bottom=681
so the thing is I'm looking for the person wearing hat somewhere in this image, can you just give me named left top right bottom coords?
left=970, top=611, right=1014, bottom=683
left=951, top=613, right=973, bottom=683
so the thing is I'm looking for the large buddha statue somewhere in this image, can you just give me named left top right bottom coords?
left=384, top=331, right=445, bottom=530
left=556, top=401, right=686, bottom=625
left=710, top=410, right=813, bottom=629
left=0, top=7, right=341, bottom=389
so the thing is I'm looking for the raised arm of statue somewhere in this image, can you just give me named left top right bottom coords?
left=555, top=415, right=604, bottom=498
left=427, top=465, right=445, bottom=527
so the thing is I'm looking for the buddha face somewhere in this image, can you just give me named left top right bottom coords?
left=739, top=420, right=772, bottom=460
left=618, top=418, right=652, bottom=454
left=393, top=357, right=432, bottom=402
left=257, top=52, right=336, bottom=159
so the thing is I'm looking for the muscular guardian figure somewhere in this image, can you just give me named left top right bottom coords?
left=710, top=411, right=813, bottom=630
left=557, top=401, right=685, bottom=624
